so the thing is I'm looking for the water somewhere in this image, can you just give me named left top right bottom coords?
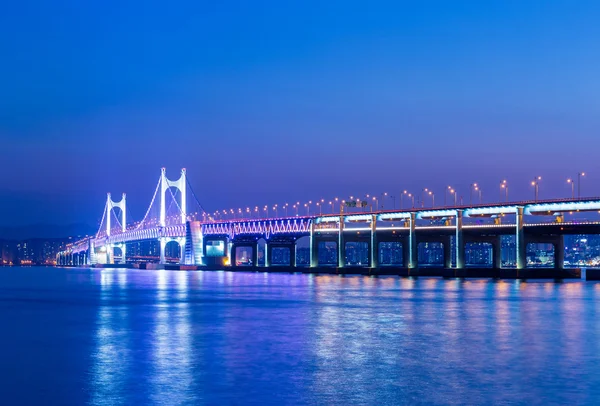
left=1, top=267, right=600, bottom=405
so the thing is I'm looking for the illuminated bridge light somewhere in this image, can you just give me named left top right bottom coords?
left=378, top=212, right=411, bottom=220
left=464, top=206, right=519, bottom=217
left=345, top=214, right=373, bottom=222
left=417, top=209, right=459, bottom=219
left=524, top=200, right=600, bottom=215
left=316, top=216, right=341, bottom=223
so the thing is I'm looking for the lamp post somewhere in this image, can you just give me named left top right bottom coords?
left=428, top=191, right=435, bottom=207
left=404, top=191, right=414, bottom=209
left=578, top=172, right=585, bottom=198
left=381, top=192, right=388, bottom=210
left=500, top=180, right=508, bottom=202
left=293, top=204, right=298, bottom=216
left=532, top=176, right=542, bottom=201
left=284, top=203, right=289, bottom=217
left=372, top=196, right=379, bottom=211
left=474, top=186, right=482, bottom=203
left=445, top=186, right=453, bottom=207
left=567, top=178, right=575, bottom=199
left=329, top=201, right=334, bottom=213
left=470, top=183, right=478, bottom=205
left=390, top=195, right=396, bottom=209
left=401, top=190, right=409, bottom=209
left=450, top=188, right=457, bottom=205
left=422, top=188, right=429, bottom=208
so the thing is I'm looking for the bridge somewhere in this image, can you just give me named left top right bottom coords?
left=57, top=168, right=600, bottom=275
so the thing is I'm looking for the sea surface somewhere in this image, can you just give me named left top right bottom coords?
left=1, top=267, right=600, bottom=405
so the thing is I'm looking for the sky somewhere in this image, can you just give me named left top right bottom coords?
left=1, top=0, right=599, bottom=229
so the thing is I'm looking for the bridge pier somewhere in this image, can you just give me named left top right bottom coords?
left=455, top=210, right=464, bottom=269
left=494, top=236, right=503, bottom=269
left=338, top=215, right=346, bottom=268
left=443, top=235, right=453, bottom=269
left=408, top=213, right=417, bottom=269
left=310, top=222, right=319, bottom=267
left=159, top=238, right=166, bottom=264
left=516, top=206, right=526, bottom=270
left=265, top=241, right=271, bottom=267
left=370, top=215, right=379, bottom=269
left=555, top=235, right=565, bottom=270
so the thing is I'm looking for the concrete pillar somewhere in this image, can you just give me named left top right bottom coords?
left=443, top=235, right=452, bottom=269
left=179, top=238, right=186, bottom=264
left=402, top=237, right=410, bottom=268
left=555, top=235, right=565, bottom=270
left=121, top=244, right=127, bottom=265
left=106, top=246, right=113, bottom=265
left=265, top=242, right=271, bottom=267
left=338, top=216, right=346, bottom=268
left=310, top=222, right=319, bottom=267
left=409, top=213, right=417, bottom=268
left=494, top=236, right=503, bottom=269
left=455, top=210, right=464, bottom=269
left=230, top=243, right=237, bottom=266
left=516, top=207, right=526, bottom=269
left=251, top=243, right=258, bottom=267
left=289, top=243, right=296, bottom=267
left=159, top=238, right=166, bottom=264
left=370, top=215, right=379, bottom=269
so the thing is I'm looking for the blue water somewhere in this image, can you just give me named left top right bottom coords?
left=1, top=267, right=600, bottom=405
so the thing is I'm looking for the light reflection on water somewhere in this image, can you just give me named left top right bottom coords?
left=2, top=267, right=600, bottom=404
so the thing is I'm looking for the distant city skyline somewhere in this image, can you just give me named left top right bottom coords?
left=2, top=1, right=599, bottom=226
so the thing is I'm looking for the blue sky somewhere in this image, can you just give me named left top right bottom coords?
left=1, top=0, right=599, bottom=226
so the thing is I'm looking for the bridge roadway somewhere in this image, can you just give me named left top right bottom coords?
left=57, top=197, right=600, bottom=277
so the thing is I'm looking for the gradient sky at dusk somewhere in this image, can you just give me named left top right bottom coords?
left=1, top=0, right=599, bottom=228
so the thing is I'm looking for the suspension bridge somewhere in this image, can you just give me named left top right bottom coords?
left=57, top=168, right=600, bottom=277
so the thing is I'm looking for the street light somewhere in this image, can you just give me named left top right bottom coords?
left=470, top=183, right=478, bottom=205
left=500, top=180, right=508, bottom=202
left=381, top=192, right=388, bottom=210
left=578, top=172, right=585, bottom=198
left=567, top=178, right=575, bottom=199
left=401, top=190, right=411, bottom=209
left=284, top=203, right=289, bottom=217
left=316, top=202, right=322, bottom=215
left=428, top=191, right=435, bottom=207
left=532, top=176, right=542, bottom=201
left=445, top=186, right=453, bottom=207
left=329, top=201, right=334, bottom=213
left=449, top=188, right=457, bottom=205
left=474, top=186, right=482, bottom=203
left=293, top=204, right=298, bottom=216
left=372, top=196, right=378, bottom=211
left=422, top=188, right=429, bottom=208
left=390, top=195, right=396, bottom=209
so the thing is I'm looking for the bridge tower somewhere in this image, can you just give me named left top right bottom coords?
left=160, top=168, right=187, bottom=227
left=159, top=168, right=187, bottom=264
left=105, top=193, right=127, bottom=264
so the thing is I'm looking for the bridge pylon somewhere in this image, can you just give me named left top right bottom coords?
left=106, top=192, right=127, bottom=236
left=160, top=168, right=187, bottom=227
